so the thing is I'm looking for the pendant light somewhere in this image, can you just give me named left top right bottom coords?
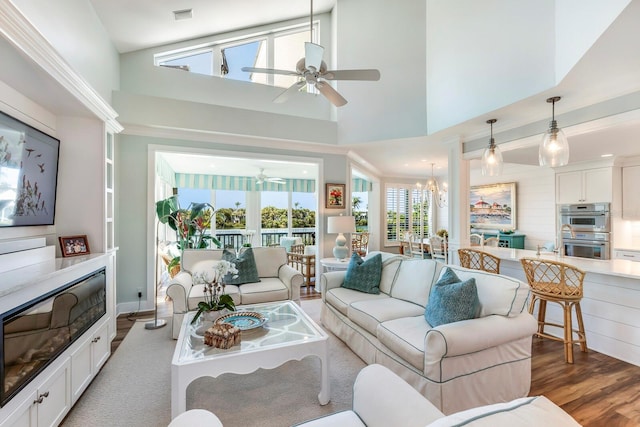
left=539, top=96, right=569, bottom=167
left=481, top=119, right=503, bottom=176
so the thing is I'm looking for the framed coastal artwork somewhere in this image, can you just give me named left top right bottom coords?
left=470, top=182, right=516, bottom=230
left=325, top=183, right=346, bottom=209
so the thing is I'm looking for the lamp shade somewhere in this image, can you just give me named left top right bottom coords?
left=327, top=215, right=356, bottom=234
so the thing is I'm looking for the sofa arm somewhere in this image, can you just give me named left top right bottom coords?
left=278, top=264, right=304, bottom=302
left=425, top=312, right=538, bottom=360
left=320, top=271, right=347, bottom=299
left=165, top=271, right=193, bottom=314
left=353, top=364, right=444, bottom=427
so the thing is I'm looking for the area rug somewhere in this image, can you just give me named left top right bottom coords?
left=61, top=299, right=365, bottom=427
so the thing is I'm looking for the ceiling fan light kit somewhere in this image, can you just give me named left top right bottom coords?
left=241, top=0, right=380, bottom=107
left=481, top=118, right=503, bottom=176
left=539, top=96, right=570, bottom=167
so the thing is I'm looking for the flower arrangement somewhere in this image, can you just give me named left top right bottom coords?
left=329, top=188, right=343, bottom=206
left=190, top=260, right=239, bottom=324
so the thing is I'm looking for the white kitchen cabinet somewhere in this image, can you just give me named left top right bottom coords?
left=70, top=319, right=110, bottom=403
left=556, top=168, right=612, bottom=204
left=614, top=249, right=640, bottom=261
left=622, top=165, right=640, bottom=219
left=0, top=359, right=71, bottom=427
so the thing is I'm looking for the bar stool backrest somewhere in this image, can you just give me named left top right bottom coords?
left=520, top=258, right=585, bottom=300
left=458, top=248, right=500, bottom=274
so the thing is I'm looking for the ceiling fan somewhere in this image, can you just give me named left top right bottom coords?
left=255, top=168, right=286, bottom=185
left=241, top=0, right=380, bottom=107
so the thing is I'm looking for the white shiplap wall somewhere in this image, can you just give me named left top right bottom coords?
left=470, top=163, right=557, bottom=250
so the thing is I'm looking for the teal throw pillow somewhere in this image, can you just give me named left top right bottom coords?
left=342, top=252, right=382, bottom=294
left=221, top=248, right=260, bottom=285
left=425, top=268, right=480, bottom=327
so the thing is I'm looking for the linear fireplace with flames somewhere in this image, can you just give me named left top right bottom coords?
left=0, top=267, right=106, bottom=407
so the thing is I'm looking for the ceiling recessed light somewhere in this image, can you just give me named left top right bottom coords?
left=601, top=153, right=614, bottom=158
left=173, top=8, right=193, bottom=21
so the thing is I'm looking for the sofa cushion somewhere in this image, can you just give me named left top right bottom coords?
left=444, top=265, right=530, bottom=317
left=348, top=298, right=425, bottom=336
left=377, top=316, right=430, bottom=371
left=365, top=252, right=406, bottom=295
left=237, top=277, right=288, bottom=305
left=325, top=287, right=390, bottom=316
left=425, top=268, right=480, bottom=327
left=426, top=396, right=581, bottom=426
left=222, top=248, right=261, bottom=285
left=390, top=259, right=444, bottom=307
left=343, top=253, right=383, bottom=294
left=252, top=246, right=287, bottom=277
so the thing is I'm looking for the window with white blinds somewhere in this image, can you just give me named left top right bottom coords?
left=385, top=184, right=430, bottom=245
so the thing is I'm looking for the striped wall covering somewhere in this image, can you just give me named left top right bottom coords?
left=175, top=173, right=316, bottom=193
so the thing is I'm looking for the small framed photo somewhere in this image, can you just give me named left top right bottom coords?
left=326, top=183, right=346, bottom=209
left=59, top=235, right=91, bottom=257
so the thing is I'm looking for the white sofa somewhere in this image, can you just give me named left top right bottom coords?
left=166, top=247, right=303, bottom=338
left=320, top=251, right=538, bottom=415
left=296, top=364, right=581, bottom=426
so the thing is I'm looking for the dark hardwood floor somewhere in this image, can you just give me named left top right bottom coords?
left=113, top=285, right=640, bottom=425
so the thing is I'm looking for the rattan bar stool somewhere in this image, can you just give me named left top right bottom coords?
left=458, top=248, right=501, bottom=274
left=520, top=257, right=587, bottom=363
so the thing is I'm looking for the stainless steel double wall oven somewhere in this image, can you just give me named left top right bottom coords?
left=559, top=203, right=610, bottom=260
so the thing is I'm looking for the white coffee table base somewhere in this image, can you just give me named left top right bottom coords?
left=171, top=302, right=330, bottom=419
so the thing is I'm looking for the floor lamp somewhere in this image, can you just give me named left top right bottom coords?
left=146, top=217, right=169, bottom=330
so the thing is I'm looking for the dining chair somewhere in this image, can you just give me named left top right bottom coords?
left=287, top=244, right=315, bottom=288
left=351, top=232, right=370, bottom=257
left=483, top=237, right=500, bottom=247
left=469, top=233, right=484, bottom=247
left=408, top=238, right=429, bottom=259
left=457, top=248, right=500, bottom=274
left=428, top=236, right=447, bottom=263
left=520, top=257, right=587, bottom=363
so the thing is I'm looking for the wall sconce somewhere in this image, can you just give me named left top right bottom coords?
left=481, top=118, right=503, bottom=176
left=539, top=96, right=569, bottom=167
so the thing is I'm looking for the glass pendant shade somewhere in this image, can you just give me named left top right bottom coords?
left=482, top=142, right=503, bottom=176
left=539, top=96, right=569, bottom=167
left=539, top=123, right=569, bottom=167
left=481, top=118, right=502, bottom=176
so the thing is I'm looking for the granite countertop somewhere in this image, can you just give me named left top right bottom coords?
left=477, top=247, right=640, bottom=280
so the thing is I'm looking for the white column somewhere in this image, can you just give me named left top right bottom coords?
left=446, top=137, right=469, bottom=264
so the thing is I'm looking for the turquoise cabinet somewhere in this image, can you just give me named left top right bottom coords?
left=481, top=232, right=526, bottom=249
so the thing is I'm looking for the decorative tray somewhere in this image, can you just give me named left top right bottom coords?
left=215, top=311, right=268, bottom=331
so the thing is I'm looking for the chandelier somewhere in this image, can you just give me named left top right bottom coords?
left=418, top=163, right=448, bottom=208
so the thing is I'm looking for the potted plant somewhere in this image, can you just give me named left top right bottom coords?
left=156, top=196, right=222, bottom=274
left=191, top=260, right=238, bottom=324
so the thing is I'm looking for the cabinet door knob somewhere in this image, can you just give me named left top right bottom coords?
left=33, top=391, right=49, bottom=404
left=92, top=336, right=101, bottom=343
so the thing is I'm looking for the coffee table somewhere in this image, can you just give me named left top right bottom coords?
left=171, top=301, right=330, bottom=419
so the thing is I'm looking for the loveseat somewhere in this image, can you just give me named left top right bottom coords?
left=296, top=364, right=581, bottom=426
left=166, top=246, right=303, bottom=338
left=320, top=251, right=538, bottom=414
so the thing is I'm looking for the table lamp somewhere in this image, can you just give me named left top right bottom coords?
left=327, top=215, right=356, bottom=260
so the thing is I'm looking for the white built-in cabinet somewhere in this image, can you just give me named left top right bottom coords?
left=556, top=167, right=612, bottom=204
left=622, top=165, right=640, bottom=219
left=0, top=359, right=71, bottom=427
left=70, top=319, right=110, bottom=404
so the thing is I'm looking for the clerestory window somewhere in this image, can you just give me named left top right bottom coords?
left=155, top=23, right=317, bottom=89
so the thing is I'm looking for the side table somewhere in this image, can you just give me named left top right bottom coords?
left=318, top=258, right=350, bottom=292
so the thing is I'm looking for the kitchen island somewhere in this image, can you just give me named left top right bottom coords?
left=466, top=247, right=640, bottom=367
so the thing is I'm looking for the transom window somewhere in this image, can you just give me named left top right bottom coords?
left=155, top=23, right=317, bottom=89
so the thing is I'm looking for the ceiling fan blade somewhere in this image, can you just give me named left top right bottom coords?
left=273, top=81, right=306, bottom=104
left=241, top=67, right=299, bottom=76
left=322, top=69, right=381, bottom=81
left=316, top=81, right=347, bottom=107
left=305, top=42, right=324, bottom=72
left=266, top=177, right=286, bottom=184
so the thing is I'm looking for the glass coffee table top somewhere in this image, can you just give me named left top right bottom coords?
left=177, top=300, right=326, bottom=363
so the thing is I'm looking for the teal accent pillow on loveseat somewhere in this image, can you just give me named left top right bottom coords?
left=222, top=248, right=261, bottom=285
left=342, top=252, right=382, bottom=294
left=425, top=267, right=480, bottom=327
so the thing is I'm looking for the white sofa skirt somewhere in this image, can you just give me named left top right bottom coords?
left=320, top=302, right=533, bottom=415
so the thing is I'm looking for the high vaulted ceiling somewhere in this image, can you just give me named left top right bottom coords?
left=88, top=1, right=640, bottom=178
